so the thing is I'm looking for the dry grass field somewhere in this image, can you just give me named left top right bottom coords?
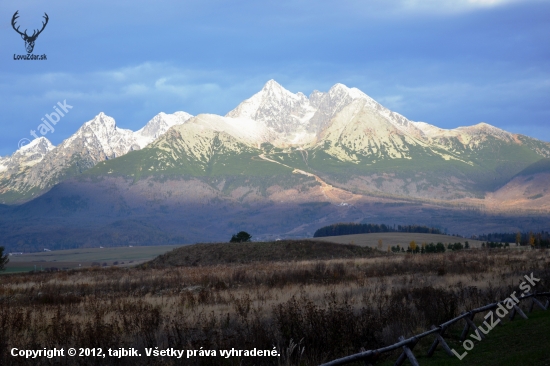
left=0, top=240, right=548, bottom=365
left=147, top=240, right=381, bottom=267
left=4, top=245, right=181, bottom=273
left=314, top=232, right=487, bottom=249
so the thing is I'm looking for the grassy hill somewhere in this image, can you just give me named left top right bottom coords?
left=145, top=239, right=381, bottom=268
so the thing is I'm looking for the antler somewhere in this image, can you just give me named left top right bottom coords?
left=11, top=11, right=27, bottom=37
left=29, top=13, right=49, bottom=39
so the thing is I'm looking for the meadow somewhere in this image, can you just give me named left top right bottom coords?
left=313, top=232, right=486, bottom=249
left=0, top=241, right=549, bottom=365
left=4, top=245, right=181, bottom=273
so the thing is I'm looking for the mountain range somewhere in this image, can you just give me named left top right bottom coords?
left=1, top=80, right=549, bottom=251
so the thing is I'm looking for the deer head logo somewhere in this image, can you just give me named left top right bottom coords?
left=11, top=11, right=49, bottom=54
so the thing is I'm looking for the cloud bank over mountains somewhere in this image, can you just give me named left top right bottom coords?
left=2, top=0, right=549, bottom=155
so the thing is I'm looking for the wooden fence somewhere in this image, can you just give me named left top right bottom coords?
left=320, top=291, right=550, bottom=366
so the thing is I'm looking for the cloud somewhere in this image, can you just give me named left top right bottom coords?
left=342, top=0, right=540, bottom=18
left=401, top=0, right=518, bottom=9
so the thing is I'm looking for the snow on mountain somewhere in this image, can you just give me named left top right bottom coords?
left=226, top=80, right=318, bottom=145
left=0, top=111, right=193, bottom=202
left=61, top=112, right=140, bottom=159
left=189, top=114, right=274, bottom=147
left=315, top=98, right=432, bottom=162
left=224, top=80, right=428, bottom=147
left=2, top=113, right=140, bottom=193
left=414, top=121, right=512, bottom=140
left=2, top=79, right=550, bottom=205
left=151, top=119, right=260, bottom=168
left=46, top=110, right=193, bottom=165
left=412, top=121, right=517, bottom=149
left=0, top=137, right=54, bottom=175
left=134, top=111, right=193, bottom=148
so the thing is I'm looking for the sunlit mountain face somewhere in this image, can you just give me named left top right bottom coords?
left=1, top=81, right=549, bottom=251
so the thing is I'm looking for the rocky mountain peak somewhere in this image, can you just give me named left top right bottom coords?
left=19, top=137, right=54, bottom=155
left=226, top=80, right=316, bottom=135
left=309, top=90, right=325, bottom=108
left=458, top=122, right=512, bottom=137
left=0, top=137, right=55, bottom=175
left=134, top=111, right=193, bottom=147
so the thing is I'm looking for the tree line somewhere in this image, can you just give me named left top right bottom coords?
left=390, top=241, right=470, bottom=254
left=475, top=231, right=550, bottom=248
left=313, top=223, right=442, bottom=238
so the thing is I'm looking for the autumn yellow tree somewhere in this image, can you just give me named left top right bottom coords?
left=409, top=240, right=417, bottom=252
left=377, top=239, right=383, bottom=250
left=515, top=232, right=521, bottom=246
left=529, top=232, right=535, bottom=249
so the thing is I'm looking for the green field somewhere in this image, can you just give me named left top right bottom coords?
left=315, top=232, right=489, bottom=249
left=377, top=308, right=550, bottom=366
left=4, top=245, right=182, bottom=273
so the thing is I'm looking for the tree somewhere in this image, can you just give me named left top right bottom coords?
left=516, top=232, right=521, bottom=246
left=377, top=239, right=383, bottom=250
left=409, top=241, right=417, bottom=252
left=529, top=232, right=535, bottom=249
left=230, top=231, right=252, bottom=243
left=0, top=246, right=9, bottom=272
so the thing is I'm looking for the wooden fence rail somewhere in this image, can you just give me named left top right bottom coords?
left=320, top=291, right=550, bottom=366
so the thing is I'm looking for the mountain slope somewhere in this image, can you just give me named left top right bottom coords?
left=480, top=158, right=550, bottom=211
left=90, top=119, right=292, bottom=179
left=0, top=111, right=192, bottom=203
left=3, top=80, right=549, bottom=205
left=134, top=111, right=193, bottom=147
left=1, top=80, right=550, bottom=252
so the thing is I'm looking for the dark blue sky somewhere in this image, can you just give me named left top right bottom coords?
left=1, top=0, right=549, bottom=155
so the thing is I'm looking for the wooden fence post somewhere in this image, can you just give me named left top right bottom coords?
left=529, top=298, right=535, bottom=313
left=393, top=336, right=419, bottom=366
left=460, top=313, right=471, bottom=341
left=318, top=292, right=550, bottom=366
left=427, top=325, right=454, bottom=357
left=531, top=297, right=548, bottom=311
left=461, top=313, right=485, bottom=341
left=464, top=314, right=486, bottom=340
left=510, top=304, right=528, bottom=320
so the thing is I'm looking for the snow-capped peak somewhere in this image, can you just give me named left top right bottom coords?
left=18, top=136, right=54, bottom=153
left=0, top=137, right=55, bottom=174
left=225, top=80, right=316, bottom=138
left=458, top=122, right=511, bottom=136
left=328, top=83, right=368, bottom=100
left=227, top=80, right=304, bottom=119
left=134, top=111, right=193, bottom=147
left=263, top=79, right=286, bottom=92
left=414, top=121, right=513, bottom=139
left=58, top=112, right=137, bottom=160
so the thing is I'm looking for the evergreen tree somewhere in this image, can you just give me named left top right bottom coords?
left=0, top=247, right=9, bottom=272
left=230, top=231, right=252, bottom=243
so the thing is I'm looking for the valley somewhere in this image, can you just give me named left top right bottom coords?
left=0, top=240, right=548, bottom=365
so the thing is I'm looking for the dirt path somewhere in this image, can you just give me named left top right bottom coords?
left=258, top=154, right=360, bottom=203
